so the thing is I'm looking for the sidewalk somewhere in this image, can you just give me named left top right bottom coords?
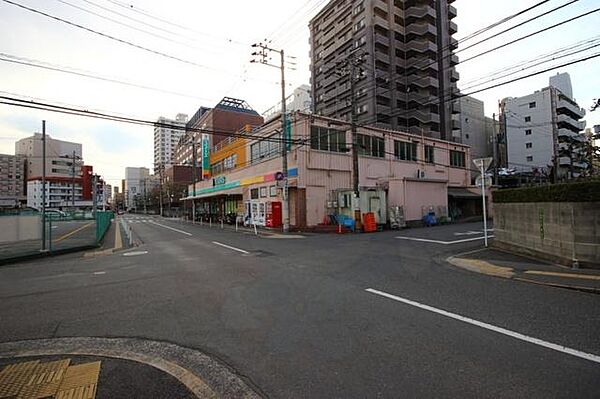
left=447, top=248, right=600, bottom=294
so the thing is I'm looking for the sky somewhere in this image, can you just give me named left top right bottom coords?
left=0, top=0, right=599, bottom=188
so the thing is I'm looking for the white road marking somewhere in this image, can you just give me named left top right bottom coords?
left=93, top=271, right=106, bottom=275
left=396, top=235, right=494, bottom=245
left=123, top=250, right=148, bottom=257
left=212, top=241, right=250, bottom=254
left=366, top=288, right=600, bottom=365
left=148, top=221, right=192, bottom=236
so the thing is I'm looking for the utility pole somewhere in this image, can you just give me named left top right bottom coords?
left=41, top=120, right=47, bottom=252
left=191, top=136, right=197, bottom=223
left=492, top=113, right=498, bottom=186
left=334, top=49, right=366, bottom=230
left=251, top=42, right=292, bottom=232
left=550, top=88, right=559, bottom=183
left=158, top=165, right=164, bottom=217
left=92, top=174, right=97, bottom=219
left=143, top=177, right=147, bottom=214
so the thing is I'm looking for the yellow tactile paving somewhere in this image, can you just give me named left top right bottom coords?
left=0, top=361, right=40, bottom=398
left=56, top=361, right=100, bottom=399
left=0, top=359, right=101, bottom=399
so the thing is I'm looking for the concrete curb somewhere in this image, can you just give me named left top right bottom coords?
left=446, top=254, right=600, bottom=295
left=0, top=337, right=262, bottom=399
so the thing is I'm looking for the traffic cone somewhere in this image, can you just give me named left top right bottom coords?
left=337, top=223, right=342, bottom=234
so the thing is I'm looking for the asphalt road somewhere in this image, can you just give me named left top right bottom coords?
left=1, top=215, right=598, bottom=398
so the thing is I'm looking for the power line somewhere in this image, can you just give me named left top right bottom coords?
left=0, top=53, right=218, bottom=102
left=1, top=0, right=228, bottom=74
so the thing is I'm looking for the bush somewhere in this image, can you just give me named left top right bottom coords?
left=493, top=180, right=600, bottom=203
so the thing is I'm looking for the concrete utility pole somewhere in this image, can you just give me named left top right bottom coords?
left=143, top=178, right=147, bottom=214
left=334, top=49, right=366, bottom=229
left=191, top=137, right=197, bottom=223
left=41, top=120, right=47, bottom=252
left=550, top=88, right=559, bottom=183
left=158, top=165, right=164, bottom=217
left=92, top=174, right=98, bottom=218
left=492, top=113, right=498, bottom=186
left=251, top=42, right=291, bottom=232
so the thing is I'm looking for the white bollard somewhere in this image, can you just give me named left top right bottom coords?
left=253, top=221, right=258, bottom=236
left=221, top=218, right=224, bottom=229
left=209, top=218, right=212, bottom=228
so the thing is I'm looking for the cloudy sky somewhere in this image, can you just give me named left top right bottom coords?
left=1, top=0, right=599, bottom=188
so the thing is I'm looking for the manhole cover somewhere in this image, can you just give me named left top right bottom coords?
left=123, top=251, right=148, bottom=257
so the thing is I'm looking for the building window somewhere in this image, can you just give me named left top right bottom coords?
left=269, top=186, right=277, bottom=197
left=424, top=145, right=435, bottom=163
left=394, top=141, right=417, bottom=161
left=251, top=134, right=281, bottom=164
left=354, top=19, right=365, bottom=32
left=525, top=129, right=532, bottom=135
left=260, top=187, right=267, bottom=198
left=450, top=150, right=466, bottom=167
left=525, top=116, right=531, bottom=122
left=250, top=188, right=259, bottom=199
left=310, top=126, right=347, bottom=152
left=356, top=134, right=385, bottom=158
left=353, top=2, right=364, bottom=15
left=525, top=142, right=532, bottom=149
left=529, top=102, right=536, bottom=108
left=357, top=104, right=368, bottom=114
left=526, top=156, right=533, bottom=162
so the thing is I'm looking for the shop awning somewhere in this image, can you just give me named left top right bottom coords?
left=190, top=186, right=244, bottom=200
left=447, top=188, right=481, bottom=199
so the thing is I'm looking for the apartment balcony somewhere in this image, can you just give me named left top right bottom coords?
left=406, top=22, right=437, bottom=37
left=406, top=39, right=437, bottom=54
left=374, top=32, right=390, bottom=47
left=450, top=54, right=459, bottom=65
left=408, top=109, right=440, bottom=124
left=449, top=37, right=459, bottom=50
left=557, top=114, right=585, bottom=131
left=405, top=5, right=436, bottom=20
left=411, top=76, right=439, bottom=89
left=374, top=14, right=389, bottom=28
left=449, top=21, right=458, bottom=34
left=452, top=101, right=461, bottom=114
left=450, top=69, right=460, bottom=82
left=448, top=4, right=457, bottom=19
left=557, top=98, right=586, bottom=119
left=451, top=113, right=461, bottom=130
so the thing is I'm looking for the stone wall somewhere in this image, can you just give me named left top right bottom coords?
left=493, top=202, right=600, bottom=268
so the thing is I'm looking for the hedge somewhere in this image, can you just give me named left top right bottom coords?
left=493, top=180, right=600, bottom=203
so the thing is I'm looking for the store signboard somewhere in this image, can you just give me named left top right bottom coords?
left=202, top=134, right=210, bottom=179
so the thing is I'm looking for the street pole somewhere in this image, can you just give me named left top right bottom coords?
left=480, top=162, right=488, bottom=248
left=251, top=42, right=291, bottom=232
left=159, top=165, right=163, bottom=217
left=71, top=150, right=76, bottom=208
left=92, top=174, right=97, bottom=219
left=279, top=49, right=290, bottom=232
left=102, top=181, right=106, bottom=211
left=41, top=120, right=47, bottom=252
left=143, top=178, right=147, bottom=214
left=350, top=59, right=361, bottom=231
left=492, top=113, right=498, bottom=186
left=191, top=138, right=197, bottom=223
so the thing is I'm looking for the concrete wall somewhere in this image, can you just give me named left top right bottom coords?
left=494, top=202, right=600, bottom=268
left=0, top=215, right=40, bottom=243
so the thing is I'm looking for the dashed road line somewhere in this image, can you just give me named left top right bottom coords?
left=365, top=288, right=600, bottom=365
left=395, top=235, right=494, bottom=245
left=148, top=221, right=192, bottom=236
left=211, top=241, right=250, bottom=254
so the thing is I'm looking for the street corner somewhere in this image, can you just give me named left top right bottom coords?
left=446, top=248, right=600, bottom=294
left=0, top=337, right=263, bottom=399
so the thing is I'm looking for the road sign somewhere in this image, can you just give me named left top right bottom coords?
left=473, top=157, right=493, bottom=170
left=476, top=175, right=492, bottom=188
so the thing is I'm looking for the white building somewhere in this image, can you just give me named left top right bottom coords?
left=154, top=113, right=188, bottom=172
left=262, top=85, right=312, bottom=121
left=16, top=133, right=82, bottom=180
left=124, top=167, right=150, bottom=210
left=501, top=72, right=587, bottom=179
left=451, top=96, right=495, bottom=162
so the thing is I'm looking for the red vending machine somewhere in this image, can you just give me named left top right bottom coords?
left=265, top=201, right=282, bottom=228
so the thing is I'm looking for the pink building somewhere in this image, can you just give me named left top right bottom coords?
left=186, top=112, right=479, bottom=228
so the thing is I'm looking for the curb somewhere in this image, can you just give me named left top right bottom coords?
left=446, top=255, right=600, bottom=295
left=0, top=337, right=263, bottom=399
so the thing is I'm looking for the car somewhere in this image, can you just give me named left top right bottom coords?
left=44, top=209, right=67, bottom=220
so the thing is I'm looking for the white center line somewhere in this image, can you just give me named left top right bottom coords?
left=149, top=221, right=192, bottom=236
left=212, top=241, right=250, bottom=254
left=395, top=235, right=494, bottom=245
left=365, top=288, right=600, bottom=365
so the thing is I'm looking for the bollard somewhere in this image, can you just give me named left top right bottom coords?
left=253, top=221, right=258, bottom=236
left=235, top=218, right=238, bottom=232
left=209, top=218, right=212, bottom=228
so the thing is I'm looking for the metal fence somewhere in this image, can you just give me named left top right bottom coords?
left=0, top=210, right=113, bottom=263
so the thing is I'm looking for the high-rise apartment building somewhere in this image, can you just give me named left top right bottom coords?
left=309, top=0, right=459, bottom=139
left=501, top=73, right=588, bottom=179
left=16, top=133, right=82, bottom=180
left=0, top=154, right=26, bottom=207
left=154, top=113, right=188, bottom=172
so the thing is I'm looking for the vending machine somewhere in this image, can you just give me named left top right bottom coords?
left=265, top=201, right=282, bottom=228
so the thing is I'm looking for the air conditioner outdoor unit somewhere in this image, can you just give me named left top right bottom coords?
left=416, top=169, right=426, bottom=179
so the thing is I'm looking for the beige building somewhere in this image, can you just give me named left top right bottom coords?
left=15, top=133, right=82, bottom=180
